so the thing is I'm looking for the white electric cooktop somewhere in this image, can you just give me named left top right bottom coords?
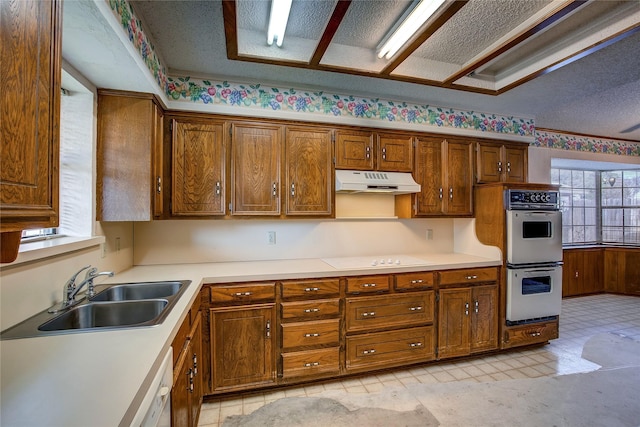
left=321, top=255, right=431, bottom=269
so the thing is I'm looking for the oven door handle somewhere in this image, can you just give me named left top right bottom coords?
left=523, top=269, right=557, bottom=273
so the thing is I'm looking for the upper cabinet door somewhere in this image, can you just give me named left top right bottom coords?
left=335, top=130, right=374, bottom=170
left=1, top=0, right=61, bottom=233
left=377, top=133, right=413, bottom=172
left=231, top=123, right=282, bottom=215
left=285, top=127, right=333, bottom=216
left=172, top=119, right=226, bottom=216
left=504, top=146, right=527, bottom=182
left=97, top=91, right=164, bottom=221
left=445, top=140, right=473, bottom=215
left=476, top=143, right=502, bottom=183
left=414, top=137, right=444, bottom=216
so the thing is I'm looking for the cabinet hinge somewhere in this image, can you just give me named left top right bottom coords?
left=333, top=157, right=336, bottom=165
left=435, top=292, right=440, bottom=302
left=228, top=202, right=232, bottom=212
left=229, top=127, right=232, bottom=137
left=169, top=121, right=173, bottom=131
left=435, top=348, right=439, bottom=358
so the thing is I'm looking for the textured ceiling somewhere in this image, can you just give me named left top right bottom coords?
left=63, top=0, right=640, bottom=142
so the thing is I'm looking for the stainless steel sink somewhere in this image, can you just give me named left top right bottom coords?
left=90, top=281, right=185, bottom=302
left=38, top=300, right=168, bottom=331
left=1, top=279, right=191, bottom=339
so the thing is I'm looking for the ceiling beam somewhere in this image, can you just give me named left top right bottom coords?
left=310, top=0, right=352, bottom=66
left=380, top=0, right=467, bottom=76
left=223, top=0, right=239, bottom=59
left=443, top=0, right=588, bottom=85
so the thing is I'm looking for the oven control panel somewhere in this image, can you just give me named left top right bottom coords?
left=506, top=190, right=559, bottom=210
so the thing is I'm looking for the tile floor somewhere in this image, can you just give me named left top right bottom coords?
left=197, top=294, right=640, bottom=427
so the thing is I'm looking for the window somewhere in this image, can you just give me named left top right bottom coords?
left=20, top=72, right=94, bottom=243
left=551, top=168, right=640, bottom=245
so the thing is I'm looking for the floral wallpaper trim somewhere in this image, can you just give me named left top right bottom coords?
left=105, top=0, right=168, bottom=92
left=166, top=77, right=535, bottom=137
left=534, top=130, right=640, bottom=156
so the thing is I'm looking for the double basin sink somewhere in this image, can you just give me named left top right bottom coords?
left=1, top=280, right=191, bottom=340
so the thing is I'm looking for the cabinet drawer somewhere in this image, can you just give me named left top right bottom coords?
left=210, top=283, right=275, bottom=304
left=281, top=299, right=340, bottom=321
left=438, top=267, right=498, bottom=286
left=346, top=326, right=434, bottom=371
left=502, top=320, right=559, bottom=349
left=346, top=291, right=434, bottom=333
left=281, top=347, right=340, bottom=379
left=395, top=272, right=435, bottom=291
left=281, top=319, right=340, bottom=350
left=281, top=279, right=340, bottom=299
left=345, top=275, right=390, bottom=294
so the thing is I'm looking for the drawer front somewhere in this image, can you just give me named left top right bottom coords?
left=281, top=299, right=340, bottom=321
left=281, top=318, right=340, bottom=350
left=346, top=291, right=434, bottom=332
left=438, top=267, right=498, bottom=286
left=281, top=279, right=340, bottom=299
left=395, top=272, right=435, bottom=291
left=346, top=326, right=434, bottom=371
left=346, top=275, right=390, bottom=294
left=502, top=320, right=559, bottom=349
left=281, top=347, right=340, bottom=379
left=210, top=283, right=276, bottom=304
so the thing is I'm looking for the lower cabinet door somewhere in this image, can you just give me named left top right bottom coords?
left=346, top=326, right=435, bottom=372
left=438, top=288, right=471, bottom=359
left=470, top=285, right=498, bottom=353
left=281, top=347, right=340, bottom=379
left=210, top=304, right=276, bottom=391
left=172, top=341, right=192, bottom=427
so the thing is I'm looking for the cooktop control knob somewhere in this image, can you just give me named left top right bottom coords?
left=395, top=259, right=401, bottom=265
left=371, top=260, right=377, bottom=266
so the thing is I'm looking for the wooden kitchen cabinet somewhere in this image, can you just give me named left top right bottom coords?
left=562, top=248, right=603, bottom=297
left=476, top=141, right=528, bottom=183
left=97, top=90, right=164, bottom=220
left=172, top=117, right=227, bottom=216
left=172, top=303, right=203, bottom=427
left=397, top=136, right=473, bottom=217
left=210, top=304, right=276, bottom=391
left=285, top=127, right=333, bottom=216
left=604, top=247, right=640, bottom=295
left=437, top=268, right=499, bottom=359
left=1, top=0, right=62, bottom=261
left=334, top=129, right=413, bottom=172
left=231, top=122, right=283, bottom=215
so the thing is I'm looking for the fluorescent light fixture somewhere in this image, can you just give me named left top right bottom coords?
left=377, top=0, right=447, bottom=60
left=267, top=0, right=293, bottom=47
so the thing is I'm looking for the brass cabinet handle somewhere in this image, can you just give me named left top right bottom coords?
left=304, top=308, right=320, bottom=313
left=361, top=311, right=376, bottom=317
left=304, top=362, right=320, bottom=367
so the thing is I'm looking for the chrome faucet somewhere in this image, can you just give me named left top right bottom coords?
left=48, top=265, right=115, bottom=313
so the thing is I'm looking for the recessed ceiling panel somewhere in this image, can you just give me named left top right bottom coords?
left=321, top=0, right=411, bottom=71
left=236, top=0, right=337, bottom=62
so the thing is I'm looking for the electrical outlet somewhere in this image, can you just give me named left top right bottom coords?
left=267, top=231, right=276, bottom=245
left=115, top=237, right=121, bottom=253
left=426, top=229, right=433, bottom=240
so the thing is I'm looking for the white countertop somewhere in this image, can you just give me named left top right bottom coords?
left=0, top=253, right=500, bottom=427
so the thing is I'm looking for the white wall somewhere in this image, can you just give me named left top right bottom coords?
left=133, top=217, right=455, bottom=265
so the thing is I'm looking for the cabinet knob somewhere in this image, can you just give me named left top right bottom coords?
left=362, top=283, right=376, bottom=288
left=465, top=302, right=469, bottom=316
left=362, top=349, right=376, bottom=355
left=465, top=275, right=478, bottom=280
left=497, top=161, right=503, bottom=173
left=304, top=362, right=320, bottom=367
left=265, top=320, right=271, bottom=338
left=507, top=162, right=511, bottom=173
left=449, top=188, right=453, bottom=200
left=215, top=181, right=221, bottom=196
left=234, top=292, right=252, bottom=297
left=409, top=306, right=423, bottom=311
left=156, top=176, right=162, bottom=194
left=410, top=279, right=424, bottom=284
left=304, top=333, right=320, bottom=337
left=439, top=188, right=443, bottom=200
left=304, top=287, right=320, bottom=292
left=366, top=146, right=370, bottom=159
left=475, top=300, right=479, bottom=314
left=382, top=147, right=386, bottom=160
left=303, top=308, right=320, bottom=313
left=361, top=311, right=376, bottom=317
left=409, top=342, right=423, bottom=348
left=291, top=183, right=295, bottom=197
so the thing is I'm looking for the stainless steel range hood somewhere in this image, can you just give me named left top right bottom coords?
left=335, top=170, right=421, bottom=194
